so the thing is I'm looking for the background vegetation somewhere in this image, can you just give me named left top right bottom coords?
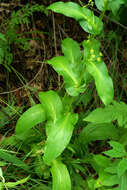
left=0, top=0, right=127, bottom=189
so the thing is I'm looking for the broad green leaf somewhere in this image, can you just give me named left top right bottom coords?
left=47, top=38, right=88, bottom=96
left=39, top=90, right=63, bottom=122
left=44, top=113, right=78, bottom=165
left=79, top=123, right=118, bottom=144
left=95, top=0, right=108, bottom=11
left=108, top=1, right=125, bottom=15
left=103, top=141, right=126, bottom=158
left=48, top=2, right=103, bottom=35
left=15, top=104, right=46, bottom=140
left=62, top=38, right=81, bottom=66
left=51, top=160, right=71, bottom=190
left=95, top=0, right=125, bottom=15
left=48, top=2, right=84, bottom=20
left=79, top=8, right=103, bottom=35
left=118, top=171, right=127, bottom=190
left=83, top=39, right=114, bottom=105
left=0, top=149, right=29, bottom=171
left=47, top=56, right=83, bottom=96
left=117, top=158, right=127, bottom=177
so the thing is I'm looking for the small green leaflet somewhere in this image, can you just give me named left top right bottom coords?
left=93, top=155, right=111, bottom=169
left=95, top=172, right=119, bottom=187
left=47, top=1, right=103, bottom=35
left=51, top=160, right=71, bottom=190
left=113, top=101, right=127, bottom=127
left=95, top=0, right=125, bottom=15
left=84, top=105, right=114, bottom=123
left=43, top=113, right=78, bottom=165
left=39, top=90, right=63, bottom=122
left=91, top=154, right=111, bottom=174
left=83, top=38, right=114, bottom=105
left=15, top=104, right=46, bottom=140
left=103, top=141, right=127, bottom=158
left=84, top=101, right=127, bottom=128
left=117, top=158, right=127, bottom=177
